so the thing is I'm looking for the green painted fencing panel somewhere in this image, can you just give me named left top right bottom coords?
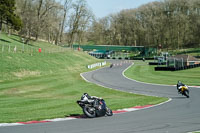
left=73, top=45, right=144, bottom=51
left=73, top=45, right=157, bottom=57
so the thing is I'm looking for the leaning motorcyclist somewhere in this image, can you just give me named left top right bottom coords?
left=177, top=81, right=185, bottom=93
left=81, top=93, right=101, bottom=106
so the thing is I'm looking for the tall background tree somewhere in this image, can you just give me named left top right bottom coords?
left=0, top=0, right=22, bottom=37
left=67, top=0, right=93, bottom=47
left=59, top=0, right=72, bottom=43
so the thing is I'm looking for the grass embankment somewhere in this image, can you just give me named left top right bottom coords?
left=0, top=34, right=167, bottom=123
left=169, top=48, right=200, bottom=57
left=125, top=60, right=200, bottom=86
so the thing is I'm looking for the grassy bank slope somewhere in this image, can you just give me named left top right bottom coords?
left=125, top=60, right=200, bottom=86
left=0, top=34, right=167, bottom=123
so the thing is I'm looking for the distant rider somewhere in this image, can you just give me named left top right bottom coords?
left=177, top=81, right=185, bottom=93
left=110, top=63, right=113, bottom=68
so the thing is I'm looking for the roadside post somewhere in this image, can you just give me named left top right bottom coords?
left=38, top=48, right=42, bottom=53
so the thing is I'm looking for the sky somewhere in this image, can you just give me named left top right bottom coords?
left=86, top=0, right=159, bottom=18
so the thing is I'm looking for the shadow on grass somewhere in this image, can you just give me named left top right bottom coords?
left=10, top=37, right=23, bottom=43
left=66, top=114, right=87, bottom=119
left=10, top=37, right=35, bottom=47
left=0, top=39, right=11, bottom=43
left=66, top=114, right=112, bottom=119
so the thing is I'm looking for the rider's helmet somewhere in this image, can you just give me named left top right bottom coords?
left=81, top=93, right=91, bottom=101
left=178, top=81, right=181, bottom=84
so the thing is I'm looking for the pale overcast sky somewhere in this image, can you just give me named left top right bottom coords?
left=86, top=0, right=159, bottom=18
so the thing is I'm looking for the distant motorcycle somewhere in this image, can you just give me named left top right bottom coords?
left=178, top=85, right=190, bottom=98
left=110, top=63, right=113, bottom=68
left=77, top=98, right=113, bottom=118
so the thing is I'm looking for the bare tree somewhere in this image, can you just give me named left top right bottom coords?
left=35, top=0, right=60, bottom=41
left=60, top=0, right=72, bottom=43
left=67, top=0, right=91, bottom=47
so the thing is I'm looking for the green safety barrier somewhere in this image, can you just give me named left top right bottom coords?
left=73, top=44, right=157, bottom=57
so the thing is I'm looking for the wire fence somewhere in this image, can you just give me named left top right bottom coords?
left=167, top=57, right=186, bottom=68
left=0, top=44, right=71, bottom=81
left=0, top=44, right=70, bottom=55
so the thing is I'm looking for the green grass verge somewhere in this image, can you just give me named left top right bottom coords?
left=0, top=34, right=167, bottom=123
left=169, top=48, right=200, bottom=57
left=124, top=60, right=200, bottom=86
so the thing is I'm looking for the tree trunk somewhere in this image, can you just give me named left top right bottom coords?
left=60, top=11, right=66, bottom=43
left=0, top=22, right=2, bottom=39
left=35, top=33, right=38, bottom=41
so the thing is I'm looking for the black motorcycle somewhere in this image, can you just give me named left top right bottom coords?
left=77, top=98, right=113, bottom=118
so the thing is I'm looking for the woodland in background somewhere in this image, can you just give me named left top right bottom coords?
left=1, top=0, right=93, bottom=47
left=90, top=0, right=200, bottom=49
left=1, top=0, right=200, bottom=50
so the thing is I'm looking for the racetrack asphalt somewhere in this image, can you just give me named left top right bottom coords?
left=1, top=60, right=200, bottom=133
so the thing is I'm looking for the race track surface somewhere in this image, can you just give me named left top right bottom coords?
left=1, top=60, right=200, bottom=133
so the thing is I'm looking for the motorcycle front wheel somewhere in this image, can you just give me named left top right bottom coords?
left=83, top=106, right=96, bottom=118
left=106, top=107, right=113, bottom=116
left=184, top=90, right=189, bottom=98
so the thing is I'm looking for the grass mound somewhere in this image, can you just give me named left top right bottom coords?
left=0, top=34, right=167, bottom=123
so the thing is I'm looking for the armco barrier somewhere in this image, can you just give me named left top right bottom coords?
left=155, top=64, right=200, bottom=71
left=87, top=61, right=106, bottom=69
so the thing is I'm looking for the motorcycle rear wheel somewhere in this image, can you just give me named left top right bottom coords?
left=83, top=106, right=96, bottom=118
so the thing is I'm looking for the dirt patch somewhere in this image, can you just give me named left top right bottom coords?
left=13, top=70, right=41, bottom=78
left=4, top=88, right=19, bottom=95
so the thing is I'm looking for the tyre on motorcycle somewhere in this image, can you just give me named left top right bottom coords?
left=106, top=107, right=113, bottom=116
left=110, top=63, right=113, bottom=68
left=83, top=106, right=96, bottom=118
left=184, top=89, right=189, bottom=98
